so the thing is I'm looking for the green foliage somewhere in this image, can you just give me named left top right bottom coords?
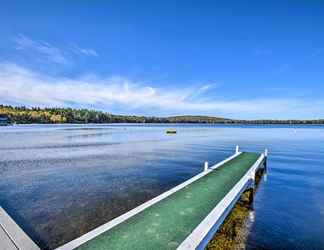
left=0, top=104, right=323, bottom=124
left=166, top=115, right=230, bottom=123
left=0, top=105, right=168, bottom=124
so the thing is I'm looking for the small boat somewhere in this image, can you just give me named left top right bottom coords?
left=166, top=129, right=177, bottom=134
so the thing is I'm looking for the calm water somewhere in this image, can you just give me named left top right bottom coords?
left=0, top=124, right=324, bottom=249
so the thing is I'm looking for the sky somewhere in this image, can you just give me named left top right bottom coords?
left=0, top=1, right=323, bottom=119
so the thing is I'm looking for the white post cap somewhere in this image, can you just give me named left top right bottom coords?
left=204, top=161, right=208, bottom=172
left=265, top=148, right=268, bottom=157
left=235, top=145, right=240, bottom=153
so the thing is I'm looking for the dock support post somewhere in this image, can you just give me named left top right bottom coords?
left=248, top=189, right=254, bottom=209
left=248, top=171, right=256, bottom=209
left=235, top=145, right=240, bottom=154
left=263, top=148, right=268, bottom=181
left=204, top=161, right=208, bottom=172
left=264, top=148, right=268, bottom=171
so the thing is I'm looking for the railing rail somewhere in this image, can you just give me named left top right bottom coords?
left=0, top=207, right=40, bottom=250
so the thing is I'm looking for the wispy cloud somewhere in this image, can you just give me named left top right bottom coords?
left=186, top=83, right=219, bottom=101
left=12, top=34, right=99, bottom=67
left=13, top=34, right=69, bottom=65
left=0, top=63, right=321, bottom=119
left=197, top=83, right=218, bottom=94
left=71, top=44, right=99, bottom=57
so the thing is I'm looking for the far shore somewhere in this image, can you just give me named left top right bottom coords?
left=1, top=105, right=324, bottom=125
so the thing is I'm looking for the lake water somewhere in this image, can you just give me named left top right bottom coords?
left=0, top=124, right=324, bottom=249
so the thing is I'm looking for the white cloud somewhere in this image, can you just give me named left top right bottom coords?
left=12, top=34, right=99, bottom=67
left=0, top=63, right=322, bottom=119
left=71, top=44, right=99, bottom=57
left=197, top=83, right=219, bottom=94
left=185, top=83, right=219, bottom=101
left=13, top=34, right=69, bottom=65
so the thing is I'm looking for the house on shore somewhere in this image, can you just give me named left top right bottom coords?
left=0, top=114, right=10, bottom=126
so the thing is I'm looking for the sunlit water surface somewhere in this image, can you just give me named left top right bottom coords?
left=0, top=124, right=324, bottom=249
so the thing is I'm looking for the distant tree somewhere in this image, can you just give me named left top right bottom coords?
left=0, top=104, right=323, bottom=124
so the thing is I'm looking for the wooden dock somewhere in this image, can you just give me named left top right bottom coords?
left=56, top=146, right=267, bottom=250
left=0, top=207, right=40, bottom=250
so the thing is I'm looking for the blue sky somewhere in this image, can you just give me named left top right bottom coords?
left=0, top=1, right=323, bottom=119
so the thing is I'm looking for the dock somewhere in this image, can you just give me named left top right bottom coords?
left=0, top=207, right=40, bottom=250
left=56, top=146, right=267, bottom=250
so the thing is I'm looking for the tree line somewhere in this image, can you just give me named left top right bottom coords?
left=0, top=105, right=323, bottom=124
left=0, top=105, right=168, bottom=124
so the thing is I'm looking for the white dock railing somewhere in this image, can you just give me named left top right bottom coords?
left=178, top=150, right=266, bottom=250
left=56, top=148, right=243, bottom=250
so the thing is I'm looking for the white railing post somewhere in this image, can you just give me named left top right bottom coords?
left=264, top=148, right=268, bottom=172
left=250, top=171, right=256, bottom=183
left=235, top=145, right=240, bottom=154
left=204, top=161, right=208, bottom=172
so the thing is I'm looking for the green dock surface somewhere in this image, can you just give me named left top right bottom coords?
left=77, top=152, right=260, bottom=250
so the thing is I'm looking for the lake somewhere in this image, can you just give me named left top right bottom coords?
left=0, top=124, right=324, bottom=249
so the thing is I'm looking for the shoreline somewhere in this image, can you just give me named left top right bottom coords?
left=3, top=122, right=324, bottom=126
left=1, top=105, right=324, bottom=125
